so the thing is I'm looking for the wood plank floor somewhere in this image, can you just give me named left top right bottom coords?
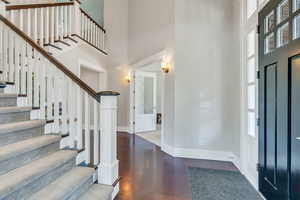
left=115, top=132, right=238, bottom=200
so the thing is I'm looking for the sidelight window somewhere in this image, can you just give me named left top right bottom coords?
left=247, top=30, right=257, bottom=137
left=277, top=22, right=289, bottom=47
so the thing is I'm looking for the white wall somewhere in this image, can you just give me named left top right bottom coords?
left=104, top=0, right=129, bottom=128
left=81, top=0, right=104, bottom=26
left=173, top=0, right=241, bottom=159
left=103, top=0, right=241, bottom=163
left=128, top=0, right=174, bottom=64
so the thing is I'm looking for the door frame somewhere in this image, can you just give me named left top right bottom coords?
left=128, top=51, right=166, bottom=144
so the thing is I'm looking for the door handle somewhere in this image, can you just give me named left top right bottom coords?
left=296, top=137, right=300, bottom=140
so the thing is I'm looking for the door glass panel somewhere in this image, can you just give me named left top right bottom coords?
left=248, top=58, right=256, bottom=83
left=248, top=112, right=256, bottom=137
left=277, top=22, right=289, bottom=47
left=265, top=33, right=275, bottom=54
left=294, top=0, right=300, bottom=12
left=277, top=0, right=289, bottom=24
left=293, top=14, right=300, bottom=39
left=248, top=30, right=256, bottom=57
left=265, top=11, right=275, bottom=34
left=248, top=85, right=256, bottom=110
left=144, top=77, right=154, bottom=114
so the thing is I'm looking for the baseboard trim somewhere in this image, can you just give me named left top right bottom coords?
left=117, top=126, right=130, bottom=133
left=162, top=142, right=241, bottom=169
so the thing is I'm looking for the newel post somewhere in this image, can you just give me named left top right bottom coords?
left=98, top=91, right=120, bottom=199
left=72, top=0, right=81, bottom=35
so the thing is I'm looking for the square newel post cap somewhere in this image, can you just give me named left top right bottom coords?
left=97, top=91, right=120, bottom=97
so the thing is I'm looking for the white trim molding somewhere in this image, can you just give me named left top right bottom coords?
left=161, top=142, right=241, bottom=170
left=117, top=126, right=130, bottom=133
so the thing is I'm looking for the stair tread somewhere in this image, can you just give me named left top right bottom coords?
left=0, top=150, right=77, bottom=198
left=78, top=184, right=114, bottom=200
left=0, top=94, right=17, bottom=98
left=0, top=106, right=32, bottom=114
left=29, top=167, right=95, bottom=200
left=0, top=120, right=46, bottom=135
left=0, top=135, right=61, bottom=162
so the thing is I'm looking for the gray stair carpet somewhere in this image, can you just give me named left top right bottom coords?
left=0, top=86, right=113, bottom=199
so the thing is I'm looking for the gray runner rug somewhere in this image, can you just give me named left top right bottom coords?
left=188, top=167, right=263, bottom=200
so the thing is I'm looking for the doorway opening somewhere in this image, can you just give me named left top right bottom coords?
left=132, top=62, right=163, bottom=147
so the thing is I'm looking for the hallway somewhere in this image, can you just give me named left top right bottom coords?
left=115, top=132, right=238, bottom=200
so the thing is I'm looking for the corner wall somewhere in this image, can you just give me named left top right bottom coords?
left=172, top=0, right=241, bottom=161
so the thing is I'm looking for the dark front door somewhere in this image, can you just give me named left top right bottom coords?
left=259, top=0, right=300, bottom=199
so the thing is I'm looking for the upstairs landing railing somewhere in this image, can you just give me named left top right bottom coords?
left=5, top=0, right=106, bottom=54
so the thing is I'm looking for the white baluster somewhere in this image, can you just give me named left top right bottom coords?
left=84, top=92, right=90, bottom=164
left=93, top=99, right=99, bottom=165
left=55, top=6, right=59, bottom=41
left=64, top=6, right=67, bottom=37
left=19, top=9, right=24, bottom=31
left=8, top=27, right=14, bottom=83
left=27, top=48, right=33, bottom=107
left=27, top=9, right=31, bottom=36
left=45, top=7, right=50, bottom=44
left=47, top=63, right=53, bottom=121
left=51, top=7, right=55, bottom=43
left=68, top=5, right=71, bottom=37
left=61, top=75, right=68, bottom=134
left=39, top=57, right=46, bottom=119
left=33, top=52, right=40, bottom=108
left=60, top=6, right=64, bottom=39
left=68, top=79, right=75, bottom=147
left=39, top=8, right=44, bottom=45
left=77, top=85, right=83, bottom=149
left=53, top=68, right=60, bottom=133
left=3, top=25, right=8, bottom=81
left=15, top=35, right=20, bottom=94
left=20, top=41, right=26, bottom=95
left=33, top=8, right=38, bottom=43
left=0, top=22, right=3, bottom=81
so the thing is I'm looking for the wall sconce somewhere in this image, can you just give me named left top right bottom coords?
left=124, top=74, right=131, bottom=83
left=161, top=62, right=170, bottom=73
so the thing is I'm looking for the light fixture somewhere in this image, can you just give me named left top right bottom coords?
left=161, top=62, right=170, bottom=73
left=124, top=74, right=131, bottom=83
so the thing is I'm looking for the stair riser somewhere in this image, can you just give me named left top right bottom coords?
left=0, top=141, right=60, bottom=176
left=1, top=157, right=76, bottom=200
left=0, top=97, right=17, bottom=107
left=66, top=175, right=94, bottom=200
left=0, top=111, right=31, bottom=124
left=0, top=126, right=44, bottom=147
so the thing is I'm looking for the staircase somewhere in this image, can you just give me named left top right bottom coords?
left=0, top=0, right=119, bottom=199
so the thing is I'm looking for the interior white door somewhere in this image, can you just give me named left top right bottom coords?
left=134, top=71, right=157, bottom=133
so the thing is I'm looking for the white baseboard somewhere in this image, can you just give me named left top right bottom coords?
left=162, top=142, right=241, bottom=169
left=117, top=126, right=130, bottom=133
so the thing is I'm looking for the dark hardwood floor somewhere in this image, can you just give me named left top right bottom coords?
left=115, top=132, right=238, bottom=200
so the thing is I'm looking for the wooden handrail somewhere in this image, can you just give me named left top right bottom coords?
left=6, top=1, right=74, bottom=10
left=0, top=0, right=9, bottom=4
left=80, top=8, right=106, bottom=33
left=0, top=14, right=100, bottom=102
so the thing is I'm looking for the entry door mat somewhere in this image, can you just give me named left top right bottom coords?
left=187, top=167, right=263, bottom=200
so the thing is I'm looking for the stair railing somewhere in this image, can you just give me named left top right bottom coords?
left=0, top=12, right=119, bottom=172
left=5, top=0, right=106, bottom=54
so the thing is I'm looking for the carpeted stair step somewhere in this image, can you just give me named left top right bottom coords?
left=0, top=150, right=77, bottom=200
left=0, top=94, right=17, bottom=107
left=0, top=135, right=61, bottom=176
left=78, top=184, right=114, bottom=200
left=29, top=167, right=95, bottom=200
left=0, top=107, right=32, bottom=124
left=0, top=120, right=46, bottom=147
